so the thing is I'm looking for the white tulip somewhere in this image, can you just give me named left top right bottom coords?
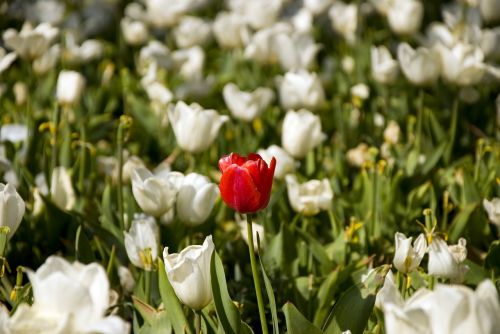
left=9, top=256, right=130, bottom=334
left=371, top=45, right=399, bottom=84
left=347, top=143, right=371, bottom=167
left=0, top=183, right=25, bottom=240
left=56, top=70, right=85, bottom=106
left=436, top=43, right=486, bottom=86
left=483, top=198, right=500, bottom=226
left=2, top=22, right=58, bottom=60
left=279, top=70, right=325, bottom=110
left=124, top=214, right=159, bottom=271
left=174, top=16, right=211, bottom=48
left=131, top=167, right=180, bottom=217
left=121, top=17, right=149, bottom=46
left=64, top=38, right=104, bottom=64
left=229, top=0, right=282, bottom=30
left=304, top=0, right=333, bottom=15
left=383, top=280, right=500, bottom=334
left=223, top=83, right=274, bottom=121
left=0, top=47, right=17, bottom=74
left=13, top=82, right=27, bottom=106
left=383, top=120, right=400, bottom=145
left=397, top=43, right=440, bottom=86
left=329, top=2, right=358, bottom=44
left=33, top=44, right=60, bottom=75
left=274, top=32, right=321, bottom=71
left=0, top=124, right=28, bottom=144
left=257, top=145, right=296, bottom=179
left=285, top=175, right=333, bottom=216
left=168, top=101, right=229, bottom=153
left=236, top=214, right=265, bottom=252
left=50, top=167, right=76, bottom=211
left=118, top=266, right=136, bottom=293
left=171, top=46, right=205, bottom=81
left=281, top=109, right=326, bottom=159
left=144, top=0, right=190, bottom=27
left=480, top=0, right=500, bottom=22
left=291, top=8, right=314, bottom=33
left=428, top=237, right=469, bottom=282
left=213, top=12, right=250, bottom=49
left=393, top=232, right=426, bottom=274
left=351, top=83, right=370, bottom=100
left=163, top=235, right=214, bottom=310
left=244, top=23, right=292, bottom=64
left=375, top=271, right=403, bottom=311
left=176, top=173, right=219, bottom=226
left=138, top=41, right=171, bottom=71
left=122, top=155, right=146, bottom=183
left=387, top=0, right=423, bottom=36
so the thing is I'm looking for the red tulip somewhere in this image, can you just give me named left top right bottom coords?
left=219, top=153, right=276, bottom=213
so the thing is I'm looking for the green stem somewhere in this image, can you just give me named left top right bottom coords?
left=78, top=125, right=87, bottom=194
left=246, top=214, right=269, bottom=334
left=444, top=96, right=458, bottom=164
left=415, top=89, right=424, bottom=152
left=117, top=120, right=125, bottom=231
left=144, top=270, right=152, bottom=305
left=52, top=104, right=60, bottom=173
left=194, top=310, right=202, bottom=334
left=371, top=167, right=380, bottom=239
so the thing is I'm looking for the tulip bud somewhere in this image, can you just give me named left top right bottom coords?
left=279, top=70, right=325, bottom=110
left=397, top=43, right=440, bottom=86
left=387, top=0, right=423, bottom=36
left=383, top=121, right=400, bottom=145
left=56, top=70, right=85, bottom=106
left=393, top=232, right=426, bottom=274
left=163, top=235, right=214, bottom=310
left=168, top=101, right=228, bottom=153
left=483, top=198, right=500, bottom=226
left=0, top=183, right=25, bottom=240
left=428, top=237, right=469, bottom=282
left=124, top=214, right=159, bottom=271
left=176, top=173, right=219, bottom=226
left=223, top=83, right=274, bottom=122
left=347, top=143, right=371, bottom=167
left=257, top=145, right=296, bottom=179
left=281, top=109, right=326, bottom=159
left=121, top=17, right=149, bottom=46
left=50, top=167, right=76, bottom=211
left=371, top=45, right=399, bottom=84
left=131, top=167, right=180, bottom=217
left=219, top=153, right=276, bottom=214
left=285, top=175, right=333, bottom=216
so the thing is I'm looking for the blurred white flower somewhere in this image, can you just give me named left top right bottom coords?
left=371, top=45, right=399, bottom=84
left=168, top=101, right=229, bottom=153
left=483, top=198, right=500, bottom=226
left=291, top=8, right=314, bottom=33
left=347, top=143, right=371, bottom=167
left=2, top=22, right=59, bottom=60
left=329, top=2, right=358, bottom=44
left=351, top=83, right=370, bottom=100
left=33, top=44, right=60, bottom=75
left=244, top=23, right=291, bottom=64
left=56, top=70, right=86, bottom=106
left=387, top=0, right=423, bottom=36
left=436, top=43, right=486, bottom=86
left=279, top=70, right=325, bottom=110
left=281, top=109, right=326, bottom=159
left=393, top=232, right=426, bottom=274
left=174, top=16, right=211, bottom=48
left=274, top=31, right=321, bottom=71
left=121, top=156, right=146, bottom=184
left=144, top=0, right=191, bottom=27
left=13, top=82, right=28, bottom=106
left=0, top=47, right=17, bottom=74
left=480, top=0, right=500, bottom=22
left=28, top=0, right=65, bottom=25
left=305, top=0, right=333, bottom=15
left=131, top=167, right=180, bottom=217
left=171, top=46, right=205, bottom=81
left=118, top=266, right=136, bottom=293
left=213, top=12, right=250, bottom=49
left=229, top=0, right=283, bottom=30
left=163, top=235, right=214, bottom=310
left=124, top=214, right=159, bottom=271
left=141, top=63, right=174, bottom=108
left=383, top=280, right=500, bottom=334
left=398, top=43, right=440, bottom=86
left=236, top=214, right=265, bottom=251
left=0, top=183, right=25, bottom=240
left=0, top=124, right=28, bottom=144
left=9, top=256, right=130, bottom=334
left=341, top=56, right=355, bottom=74
left=384, top=120, right=400, bottom=145
left=257, top=145, right=296, bottom=179
left=176, top=173, right=219, bottom=226
left=139, top=41, right=171, bottom=71
left=428, top=237, right=469, bottom=283
left=223, top=83, right=274, bottom=121
left=121, top=17, right=149, bottom=46
left=285, top=175, right=333, bottom=216
left=50, top=167, right=76, bottom=211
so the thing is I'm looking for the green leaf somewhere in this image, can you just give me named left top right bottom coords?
left=257, top=248, right=279, bottom=334
left=421, top=142, right=447, bottom=174
left=283, top=302, right=323, bottom=334
left=157, top=258, right=193, bottom=334
left=448, top=204, right=477, bottom=243
left=485, top=240, right=500, bottom=274
left=133, top=295, right=158, bottom=325
left=210, top=251, right=241, bottom=334
left=323, top=265, right=390, bottom=334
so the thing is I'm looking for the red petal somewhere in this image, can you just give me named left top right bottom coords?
left=218, top=153, right=246, bottom=172
left=258, top=157, right=276, bottom=208
left=219, top=165, right=261, bottom=213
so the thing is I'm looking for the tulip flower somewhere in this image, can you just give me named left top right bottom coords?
left=383, top=121, right=400, bottom=145
left=174, top=16, right=211, bottom=48
left=168, top=101, right=229, bottom=153
left=281, top=109, right=326, bottom=159
left=124, top=214, right=159, bottom=271
left=0, top=47, right=17, bottom=74
left=371, top=45, right=399, bottom=84
left=428, top=237, right=468, bottom=283
left=50, top=167, right=76, bottom=211
left=9, top=256, right=130, bottom=333
left=393, top=232, right=426, bottom=274
left=223, top=83, right=274, bottom=122
left=213, top=12, right=250, bottom=49
left=483, top=198, right=500, bottom=226
left=56, top=70, right=86, bottom=106
left=387, top=0, right=423, bottom=36
left=257, top=145, right=296, bottom=180
left=285, top=175, right=333, bottom=216
left=163, top=235, right=214, bottom=310
left=0, top=183, right=25, bottom=240
left=2, top=22, right=58, bottom=60
left=131, top=167, right=181, bottom=217
left=397, top=43, right=440, bottom=86
left=328, top=2, right=358, bottom=44
left=218, top=153, right=276, bottom=214
left=244, top=23, right=291, bottom=64
left=121, top=17, right=149, bottom=46
left=279, top=70, right=325, bottom=110
left=436, top=43, right=486, bottom=86
left=176, top=173, right=219, bottom=226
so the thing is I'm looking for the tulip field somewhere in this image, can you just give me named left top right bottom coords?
left=1, top=0, right=500, bottom=333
